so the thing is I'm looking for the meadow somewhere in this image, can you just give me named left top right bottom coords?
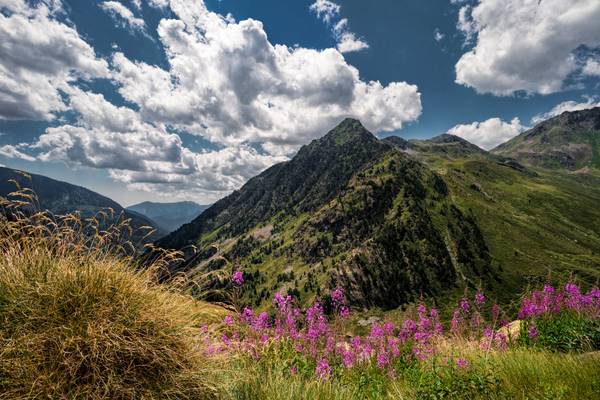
left=0, top=190, right=598, bottom=399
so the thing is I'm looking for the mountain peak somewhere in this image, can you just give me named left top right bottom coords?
left=492, top=106, right=600, bottom=170
left=322, top=118, right=376, bottom=146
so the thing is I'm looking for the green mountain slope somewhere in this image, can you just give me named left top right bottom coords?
left=385, top=128, right=600, bottom=301
left=492, top=107, right=600, bottom=170
left=158, top=115, right=600, bottom=309
left=158, top=120, right=495, bottom=309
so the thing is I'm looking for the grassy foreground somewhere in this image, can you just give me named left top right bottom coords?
left=0, top=192, right=227, bottom=399
left=0, top=192, right=599, bottom=399
left=225, top=349, right=600, bottom=400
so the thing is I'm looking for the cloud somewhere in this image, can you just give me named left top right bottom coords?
left=0, top=0, right=108, bottom=120
left=110, top=6, right=420, bottom=155
left=531, top=97, right=600, bottom=125
left=131, top=0, right=142, bottom=10
left=309, top=0, right=340, bottom=24
left=434, top=29, right=445, bottom=42
left=3, top=0, right=421, bottom=201
left=454, top=0, right=600, bottom=96
left=583, top=58, right=600, bottom=76
left=447, top=117, right=525, bottom=150
left=100, top=1, right=146, bottom=35
left=27, top=87, right=286, bottom=200
left=333, top=19, right=369, bottom=53
left=310, top=0, right=369, bottom=53
left=0, top=144, right=37, bottom=162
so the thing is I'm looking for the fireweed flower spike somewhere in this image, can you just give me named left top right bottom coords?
left=207, top=282, right=598, bottom=381
left=232, top=270, right=244, bottom=287
left=475, top=291, right=485, bottom=306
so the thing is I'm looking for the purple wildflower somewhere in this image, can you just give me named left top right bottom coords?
left=232, top=270, right=244, bottom=286
left=528, top=323, right=539, bottom=339
left=475, top=291, right=485, bottom=306
left=459, top=298, right=470, bottom=313
left=315, top=358, right=331, bottom=380
left=331, top=287, right=345, bottom=305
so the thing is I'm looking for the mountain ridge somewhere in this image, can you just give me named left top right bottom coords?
left=157, top=119, right=496, bottom=308
left=0, top=166, right=166, bottom=241
left=492, top=107, right=600, bottom=170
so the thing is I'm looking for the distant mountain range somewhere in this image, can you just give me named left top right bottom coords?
left=493, top=107, right=600, bottom=171
left=157, top=108, right=600, bottom=309
left=0, top=167, right=166, bottom=242
left=127, top=201, right=209, bottom=233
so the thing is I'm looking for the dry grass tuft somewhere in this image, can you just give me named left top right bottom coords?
left=0, top=184, right=223, bottom=399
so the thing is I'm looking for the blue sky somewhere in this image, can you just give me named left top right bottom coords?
left=1, top=0, right=599, bottom=205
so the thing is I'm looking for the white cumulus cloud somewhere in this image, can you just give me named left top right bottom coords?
left=309, top=0, right=340, bottom=24
left=0, top=144, right=37, bottom=162
left=310, top=0, right=369, bottom=54
left=455, top=0, right=600, bottom=96
left=583, top=58, right=600, bottom=76
left=0, top=0, right=421, bottom=201
left=447, top=117, right=525, bottom=150
left=100, top=1, right=146, bottom=35
left=531, top=97, right=600, bottom=125
left=110, top=5, right=420, bottom=155
left=0, top=0, right=109, bottom=120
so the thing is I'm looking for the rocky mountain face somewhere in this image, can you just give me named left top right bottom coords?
left=492, top=107, right=600, bottom=170
left=157, top=119, right=495, bottom=309
left=127, top=201, right=209, bottom=233
left=0, top=167, right=165, bottom=241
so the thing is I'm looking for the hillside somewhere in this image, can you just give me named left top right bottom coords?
left=157, top=118, right=600, bottom=309
left=127, top=201, right=209, bottom=233
left=158, top=119, right=495, bottom=309
left=492, top=107, right=600, bottom=171
left=405, top=146, right=600, bottom=300
left=0, top=167, right=165, bottom=241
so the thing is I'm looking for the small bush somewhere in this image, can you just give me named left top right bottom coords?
left=519, top=312, right=600, bottom=352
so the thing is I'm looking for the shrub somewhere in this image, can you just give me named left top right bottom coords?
left=413, top=363, right=499, bottom=400
left=517, top=283, right=600, bottom=352
left=519, top=312, right=600, bottom=352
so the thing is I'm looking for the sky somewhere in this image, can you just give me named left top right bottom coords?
left=0, top=0, right=599, bottom=206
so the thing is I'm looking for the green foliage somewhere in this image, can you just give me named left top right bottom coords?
left=519, top=312, right=600, bottom=353
left=413, top=364, right=499, bottom=400
left=223, top=349, right=600, bottom=400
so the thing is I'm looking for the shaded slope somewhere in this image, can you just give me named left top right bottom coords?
left=0, top=167, right=165, bottom=240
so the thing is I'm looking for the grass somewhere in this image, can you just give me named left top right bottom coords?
left=0, top=186, right=225, bottom=399
left=220, top=346, right=600, bottom=400
left=1, top=184, right=599, bottom=399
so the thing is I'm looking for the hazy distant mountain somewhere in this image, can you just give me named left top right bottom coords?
left=492, top=107, right=600, bottom=171
left=0, top=167, right=165, bottom=241
left=127, top=201, right=209, bottom=233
